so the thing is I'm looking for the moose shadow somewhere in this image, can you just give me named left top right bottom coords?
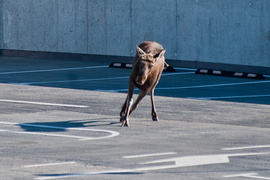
left=18, top=118, right=118, bottom=132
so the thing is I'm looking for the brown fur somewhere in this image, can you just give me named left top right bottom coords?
left=120, top=41, right=166, bottom=126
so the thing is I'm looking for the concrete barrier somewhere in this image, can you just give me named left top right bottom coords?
left=0, top=0, right=270, bottom=72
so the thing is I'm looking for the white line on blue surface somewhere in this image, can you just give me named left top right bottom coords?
left=191, top=94, right=270, bottom=100
left=161, top=72, right=194, bottom=76
left=0, top=65, right=108, bottom=75
left=15, top=76, right=130, bottom=85
left=155, top=80, right=270, bottom=90
left=14, top=72, right=193, bottom=85
left=98, top=80, right=270, bottom=92
left=173, top=67, right=197, bottom=71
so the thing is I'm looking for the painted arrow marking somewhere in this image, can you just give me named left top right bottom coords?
left=36, top=152, right=270, bottom=179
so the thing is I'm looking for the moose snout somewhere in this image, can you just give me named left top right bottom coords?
left=136, top=75, right=147, bottom=85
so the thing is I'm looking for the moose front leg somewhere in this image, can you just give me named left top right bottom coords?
left=120, top=95, right=128, bottom=121
left=129, top=90, right=148, bottom=115
left=150, top=88, right=159, bottom=121
left=121, top=97, right=133, bottom=127
left=120, top=83, right=135, bottom=127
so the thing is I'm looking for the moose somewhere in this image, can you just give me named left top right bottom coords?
left=120, top=41, right=166, bottom=126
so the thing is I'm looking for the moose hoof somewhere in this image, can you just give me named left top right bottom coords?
left=121, top=120, right=129, bottom=127
left=152, top=117, right=159, bottom=121
left=120, top=117, right=125, bottom=123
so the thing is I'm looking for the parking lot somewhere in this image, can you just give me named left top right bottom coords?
left=1, top=55, right=270, bottom=179
left=1, top=56, right=270, bottom=105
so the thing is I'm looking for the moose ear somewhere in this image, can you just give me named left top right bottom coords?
left=154, top=49, right=166, bottom=59
left=136, top=45, right=146, bottom=57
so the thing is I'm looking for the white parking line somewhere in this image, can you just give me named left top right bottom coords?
left=191, top=94, right=270, bottom=100
left=161, top=72, right=194, bottom=76
left=222, top=145, right=270, bottom=151
left=223, top=173, right=259, bottom=178
left=17, top=76, right=130, bottom=85
left=173, top=67, right=197, bottom=71
left=155, top=80, right=270, bottom=90
left=14, top=72, right=194, bottom=85
left=224, top=173, right=270, bottom=179
left=24, top=161, right=77, bottom=168
left=0, top=99, right=88, bottom=108
left=123, top=152, right=177, bottom=159
left=0, top=65, right=108, bottom=75
left=98, top=80, right=270, bottom=92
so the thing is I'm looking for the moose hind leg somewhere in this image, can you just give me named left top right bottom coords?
left=150, top=89, right=159, bottom=121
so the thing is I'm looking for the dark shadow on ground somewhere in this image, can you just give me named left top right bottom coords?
left=18, top=118, right=119, bottom=132
left=36, top=171, right=144, bottom=179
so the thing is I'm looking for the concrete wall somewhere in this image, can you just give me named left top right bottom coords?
left=2, top=0, right=88, bottom=54
left=0, top=0, right=3, bottom=49
left=1, top=0, right=270, bottom=69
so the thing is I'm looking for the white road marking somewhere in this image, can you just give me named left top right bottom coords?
left=0, top=121, right=119, bottom=141
left=14, top=72, right=193, bottom=85
left=16, top=76, right=130, bottom=85
left=223, top=152, right=270, bottom=157
left=35, top=152, right=270, bottom=179
left=140, top=154, right=230, bottom=166
left=173, top=67, right=197, bottom=71
left=98, top=80, right=270, bottom=92
left=161, top=72, right=194, bottom=76
left=24, top=161, right=77, bottom=168
left=15, top=72, right=193, bottom=85
left=0, top=129, right=92, bottom=140
left=192, top=94, right=270, bottom=100
left=223, top=173, right=259, bottom=178
left=222, top=145, right=270, bottom=151
left=224, top=173, right=270, bottom=179
left=0, top=65, right=108, bottom=75
left=0, top=99, right=88, bottom=108
left=155, top=80, right=270, bottom=90
left=123, top=152, right=177, bottom=159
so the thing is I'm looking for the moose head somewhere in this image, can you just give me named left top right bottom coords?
left=135, top=45, right=166, bottom=86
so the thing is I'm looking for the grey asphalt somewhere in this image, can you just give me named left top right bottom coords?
left=1, top=56, right=270, bottom=180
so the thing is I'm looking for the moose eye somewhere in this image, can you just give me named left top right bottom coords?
left=149, top=64, right=153, bottom=69
left=154, top=53, right=160, bottom=58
